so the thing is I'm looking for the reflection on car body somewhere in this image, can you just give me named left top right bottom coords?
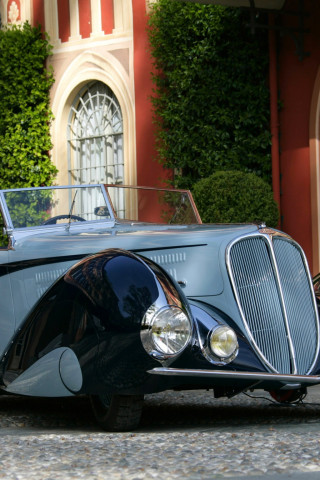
left=0, top=183, right=319, bottom=431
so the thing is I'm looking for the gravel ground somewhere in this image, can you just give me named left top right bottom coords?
left=1, top=389, right=320, bottom=479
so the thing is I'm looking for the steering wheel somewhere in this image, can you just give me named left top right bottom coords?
left=43, top=214, right=86, bottom=225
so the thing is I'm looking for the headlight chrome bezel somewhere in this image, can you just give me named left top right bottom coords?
left=141, top=304, right=192, bottom=361
left=207, top=325, right=239, bottom=363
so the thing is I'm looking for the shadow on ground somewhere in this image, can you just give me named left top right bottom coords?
left=139, top=390, right=320, bottom=431
left=0, top=390, right=319, bottom=432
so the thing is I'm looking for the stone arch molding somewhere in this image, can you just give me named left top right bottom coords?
left=309, top=65, right=320, bottom=275
left=51, top=50, right=136, bottom=187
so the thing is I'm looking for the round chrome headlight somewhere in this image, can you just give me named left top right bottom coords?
left=209, top=325, right=238, bottom=361
left=141, top=305, right=192, bottom=359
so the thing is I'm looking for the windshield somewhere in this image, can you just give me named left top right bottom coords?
left=3, top=185, right=112, bottom=229
left=105, top=186, right=201, bottom=224
left=0, top=184, right=201, bottom=230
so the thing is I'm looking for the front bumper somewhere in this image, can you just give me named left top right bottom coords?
left=148, top=367, right=320, bottom=388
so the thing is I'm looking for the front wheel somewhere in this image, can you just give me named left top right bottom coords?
left=90, top=394, right=144, bottom=431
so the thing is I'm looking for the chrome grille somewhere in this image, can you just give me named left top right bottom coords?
left=228, top=234, right=319, bottom=375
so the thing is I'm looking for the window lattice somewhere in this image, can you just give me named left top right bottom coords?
left=68, top=82, right=124, bottom=186
left=67, top=82, right=125, bottom=218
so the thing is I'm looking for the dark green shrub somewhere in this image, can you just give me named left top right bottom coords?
left=148, top=1, right=271, bottom=189
left=192, top=170, right=279, bottom=227
left=0, top=22, right=57, bottom=189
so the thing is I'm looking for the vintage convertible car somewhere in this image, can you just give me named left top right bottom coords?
left=0, top=183, right=319, bottom=431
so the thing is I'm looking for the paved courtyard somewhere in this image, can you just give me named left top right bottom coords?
left=1, top=386, right=320, bottom=479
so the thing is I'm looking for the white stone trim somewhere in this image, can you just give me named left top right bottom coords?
left=113, top=0, right=132, bottom=33
left=50, top=50, right=136, bottom=188
left=69, top=0, right=82, bottom=41
left=1, top=0, right=32, bottom=25
left=44, top=0, right=61, bottom=47
left=90, top=0, right=104, bottom=37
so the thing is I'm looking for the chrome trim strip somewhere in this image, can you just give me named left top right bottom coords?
left=0, top=183, right=102, bottom=193
left=148, top=367, right=320, bottom=384
left=0, top=191, right=13, bottom=231
left=266, top=235, right=297, bottom=373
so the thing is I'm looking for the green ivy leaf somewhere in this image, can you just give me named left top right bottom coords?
left=148, top=1, right=271, bottom=189
left=0, top=22, right=57, bottom=190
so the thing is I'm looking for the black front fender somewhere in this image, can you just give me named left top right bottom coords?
left=0, top=249, right=188, bottom=396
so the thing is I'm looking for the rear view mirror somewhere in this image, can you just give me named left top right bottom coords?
left=94, top=206, right=110, bottom=217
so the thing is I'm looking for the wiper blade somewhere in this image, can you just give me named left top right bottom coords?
left=66, top=189, right=78, bottom=231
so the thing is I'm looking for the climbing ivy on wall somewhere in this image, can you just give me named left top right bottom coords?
left=148, top=1, right=271, bottom=189
left=0, top=22, right=57, bottom=189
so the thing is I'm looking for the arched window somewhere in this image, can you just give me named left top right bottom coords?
left=67, top=81, right=124, bottom=186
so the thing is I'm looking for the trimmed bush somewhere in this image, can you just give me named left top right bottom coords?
left=192, top=170, right=279, bottom=227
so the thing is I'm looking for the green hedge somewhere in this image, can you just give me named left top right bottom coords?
left=0, top=22, right=57, bottom=189
left=148, top=1, right=271, bottom=189
left=192, top=170, right=279, bottom=227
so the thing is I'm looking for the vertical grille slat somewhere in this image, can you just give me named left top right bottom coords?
left=228, top=234, right=319, bottom=375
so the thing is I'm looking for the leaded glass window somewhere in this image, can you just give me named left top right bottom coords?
left=67, top=81, right=124, bottom=186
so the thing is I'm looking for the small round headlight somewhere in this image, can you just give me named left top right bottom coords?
left=141, top=305, right=192, bottom=358
left=209, top=325, right=238, bottom=360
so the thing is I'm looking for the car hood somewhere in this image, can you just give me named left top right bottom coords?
left=8, top=223, right=259, bottom=298
left=11, top=222, right=259, bottom=260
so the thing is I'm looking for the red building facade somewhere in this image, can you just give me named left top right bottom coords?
left=178, top=0, right=320, bottom=274
left=2, top=0, right=320, bottom=274
left=0, top=0, right=165, bottom=194
left=277, top=0, right=320, bottom=275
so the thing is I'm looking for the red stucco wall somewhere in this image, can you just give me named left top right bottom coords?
left=101, top=0, right=114, bottom=34
left=78, top=0, right=91, bottom=39
left=32, top=0, right=44, bottom=27
left=57, top=0, right=70, bottom=42
left=278, top=0, right=320, bottom=267
left=132, top=0, right=170, bottom=188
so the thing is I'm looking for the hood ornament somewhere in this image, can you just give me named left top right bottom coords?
left=258, top=224, right=291, bottom=240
